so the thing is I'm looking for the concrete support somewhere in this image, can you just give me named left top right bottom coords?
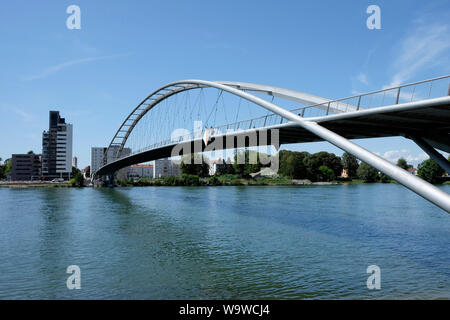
left=412, top=136, right=450, bottom=173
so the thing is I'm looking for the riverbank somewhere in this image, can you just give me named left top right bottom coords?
left=0, top=181, right=70, bottom=188
left=116, top=174, right=376, bottom=187
left=3, top=176, right=447, bottom=188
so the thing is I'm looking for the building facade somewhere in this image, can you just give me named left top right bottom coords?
left=209, top=158, right=227, bottom=176
left=91, top=147, right=107, bottom=175
left=128, top=164, right=154, bottom=179
left=91, top=146, right=131, bottom=178
left=42, top=111, right=73, bottom=180
left=153, top=159, right=180, bottom=178
left=72, top=156, right=78, bottom=169
left=11, top=154, right=42, bottom=181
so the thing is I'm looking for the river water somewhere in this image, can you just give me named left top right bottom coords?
left=0, top=184, right=449, bottom=299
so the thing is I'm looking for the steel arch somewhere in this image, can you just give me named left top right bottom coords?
left=105, top=81, right=340, bottom=162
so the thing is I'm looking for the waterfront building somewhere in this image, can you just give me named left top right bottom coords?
left=72, top=156, right=78, bottom=169
left=42, top=111, right=73, bottom=180
left=90, top=146, right=131, bottom=178
left=128, top=164, right=154, bottom=179
left=81, top=166, right=91, bottom=179
left=209, top=158, right=227, bottom=176
left=153, top=159, right=180, bottom=178
left=340, top=168, right=349, bottom=178
left=11, top=154, right=42, bottom=181
left=91, top=147, right=107, bottom=174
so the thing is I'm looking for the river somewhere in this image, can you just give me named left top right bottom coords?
left=0, top=184, right=449, bottom=299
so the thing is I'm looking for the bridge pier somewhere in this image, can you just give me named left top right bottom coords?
left=107, top=173, right=116, bottom=187
left=412, top=136, right=450, bottom=173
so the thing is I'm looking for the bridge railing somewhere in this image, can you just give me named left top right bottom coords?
left=292, top=74, right=450, bottom=118
left=108, top=75, right=450, bottom=164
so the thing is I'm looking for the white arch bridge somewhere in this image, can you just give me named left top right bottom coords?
left=94, top=75, right=450, bottom=213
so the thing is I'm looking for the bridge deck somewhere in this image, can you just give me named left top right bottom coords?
left=96, top=96, right=450, bottom=176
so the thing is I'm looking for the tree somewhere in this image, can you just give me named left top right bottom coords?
left=3, top=158, right=11, bottom=176
left=418, top=159, right=444, bottom=184
left=215, top=161, right=234, bottom=176
left=70, top=172, right=84, bottom=187
left=357, top=162, right=379, bottom=182
left=379, top=173, right=391, bottom=183
left=72, top=166, right=81, bottom=177
left=341, top=152, right=359, bottom=178
left=232, top=150, right=262, bottom=177
left=27, top=150, right=34, bottom=155
left=278, top=150, right=309, bottom=179
left=318, top=165, right=335, bottom=182
left=180, top=154, right=210, bottom=177
left=304, top=152, right=342, bottom=181
left=396, top=158, right=412, bottom=170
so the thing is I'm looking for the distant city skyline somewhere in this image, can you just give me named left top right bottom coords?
left=1, top=1, right=449, bottom=168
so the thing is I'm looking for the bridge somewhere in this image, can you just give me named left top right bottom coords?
left=94, top=75, right=450, bottom=213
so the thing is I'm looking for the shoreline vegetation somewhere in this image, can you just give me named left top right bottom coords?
left=1, top=150, right=448, bottom=188
left=116, top=175, right=395, bottom=187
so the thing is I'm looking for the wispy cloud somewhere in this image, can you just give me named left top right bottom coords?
left=13, top=108, right=34, bottom=123
left=376, top=149, right=429, bottom=166
left=22, top=53, right=132, bottom=81
left=356, top=73, right=369, bottom=86
left=386, top=21, right=450, bottom=87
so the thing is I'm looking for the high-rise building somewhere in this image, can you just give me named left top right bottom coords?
left=11, top=154, right=42, bottom=181
left=72, top=156, right=78, bottom=169
left=90, top=146, right=131, bottom=177
left=42, top=111, right=73, bottom=180
left=153, top=158, right=180, bottom=178
left=91, top=147, right=106, bottom=175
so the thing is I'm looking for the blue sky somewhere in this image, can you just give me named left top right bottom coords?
left=0, top=0, right=449, bottom=168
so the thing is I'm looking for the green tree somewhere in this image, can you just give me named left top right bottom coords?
left=278, top=150, right=310, bottom=179
left=72, top=166, right=81, bottom=177
left=318, top=165, right=335, bottom=182
left=27, top=150, right=34, bottom=155
left=70, top=172, right=84, bottom=187
left=418, top=159, right=444, bottom=184
left=215, top=161, right=234, bottom=176
left=379, top=173, right=391, bottom=183
left=180, top=173, right=200, bottom=186
left=304, top=152, right=342, bottom=181
left=278, top=150, right=309, bottom=179
left=357, top=162, right=379, bottom=182
left=3, top=158, right=12, bottom=176
left=180, top=154, right=210, bottom=177
left=232, top=150, right=262, bottom=177
left=396, top=158, right=412, bottom=170
left=341, top=152, right=359, bottom=178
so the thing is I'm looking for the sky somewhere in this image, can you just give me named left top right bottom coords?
left=0, top=0, right=449, bottom=168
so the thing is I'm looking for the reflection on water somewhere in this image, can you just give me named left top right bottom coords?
left=0, top=184, right=449, bottom=299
